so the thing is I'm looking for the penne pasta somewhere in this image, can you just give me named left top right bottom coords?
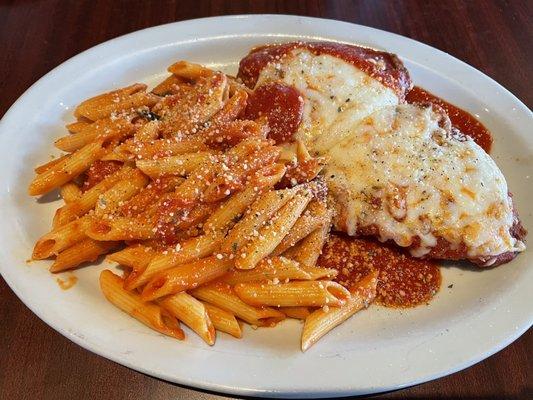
left=272, top=200, right=328, bottom=256
left=203, top=186, right=261, bottom=233
left=74, top=84, right=159, bottom=121
left=234, top=281, right=351, bottom=308
left=168, top=61, right=214, bottom=80
left=284, top=213, right=332, bottom=268
left=142, top=256, right=233, bottom=301
left=34, top=154, right=70, bottom=174
left=221, top=256, right=311, bottom=285
left=106, top=245, right=156, bottom=271
left=55, top=117, right=134, bottom=152
left=235, top=189, right=313, bottom=270
left=99, top=270, right=184, bottom=340
left=86, top=216, right=156, bottom=241
left=279, top=306, right=311, bottom=320
left=65, top=120, right=91, bottom=134
left=191, top=283, right=285, bottom=327
left=159, top=292, right=215, bottom=345
left=54, top=166, right=132, bottom=226
left=32, top=215, right=92, bottom=259
left=208, top=89, right=248, bottom=126
left=118, top=176, right=184, bottom=217
left=152, top=74, right=185, bottom=96
left=136, top=152, right=212, bottom=178
left=202, top=302, right=242, bottom=338
left=29, top=140, right=107, bottom=196
left=220, top=189, right=296, bottom=255
left=125, top=137, right=208, bottom=160
left=50, top=239, right=119, bottom=272
left=202, top=144, right=280, bottom=202
left=300, top=266, right=338, bottom=280
left=124, top=231, right=223, bottom=290
left=134, top=120, right=160, bottom=142
left=93, top=170, right=149, bottom=216
left=107, top=244, right=157, bottom=283
left=301, top=271, right=378, bottom=351
left=60, top=182, right=82, bottom=203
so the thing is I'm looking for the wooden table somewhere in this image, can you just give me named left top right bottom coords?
left=0, top=1, right=531, bottom=399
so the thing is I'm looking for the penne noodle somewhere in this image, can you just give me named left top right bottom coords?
left=234, top=281, right=351, bottom=308
left=203, top=186, right=261, bottom=233
left=29, top=140, right=107, bottom=196
left=34, top=154, right=70, bottom=174
left=134, top=120, right=160, bottom=142
left=54, top=166, right=132, bottom=226
left=301, top=271, right=378, bottom=351
left=272, top=201, right=328, bottom=256
left=208, top=89, right=248, bottom=126
left=159, top=292, right=215, bottom=345
left=235, top=189, right=313, bottom=270
left=152, top=74, right=186, bottom=96
left=74, top=84, right=159, bottom=121
left=168, top=61, right=214, bottom=80
left=119, top=176, right=184, bottom=217
left=170, top=155, right=219, bottom=206
left=202, top=302, right=242, bottom=338
left=75, top=84, right=146, bottom=118
left=55, top=117, right=134, bottom=152
left=154, top=200, right=218, bottom=232
left=202, top=120, right=267, bottom=151
left=191, top=283, right=285, bottom=327
left=279, top=306, right=310, bottom=320
left=142, top=256, right=233, bottom=301
left=60, top=182, right=82, bottom=203
left=295, top=139, right=312, bottom=162
left=32, top=215, right=92, bottom=259
left=94, top=170, right=149, bottom=216
left=124, top=231, right=223, bottom=290
left=252, top=163, right=286, bottom=188
left=99, top=270, right=184, bottom=340
left=285, top=213, right=332, bottom=268
left=65, top=120, right=91, bottom=134
left=220, top=188, right=296, bottom=255
left=125, top=137, right=208, bottom=159
left=222, top=256, right=311, bottom=285
left=106, top=245, right=156, bottom=271
left=86, top=216, right=156, bottom=241
left=202, top=145, right=281, bottom=202
left=50, top=239, right=119, bottom=273
left=300, top=266, right=338, bottom=280
left=136, top=152, right=212, bottom=178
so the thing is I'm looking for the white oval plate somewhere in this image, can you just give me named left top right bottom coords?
left=0, top=15, right=531, bottom=398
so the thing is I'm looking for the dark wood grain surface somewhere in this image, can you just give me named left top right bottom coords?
left=0, top=1, right=531, bottom=399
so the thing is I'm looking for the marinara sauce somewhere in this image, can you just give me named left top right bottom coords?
left=319, top=233, right=441, bottom=308
left=406, top=86, right=493, bottom=153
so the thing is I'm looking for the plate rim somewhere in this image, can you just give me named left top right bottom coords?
left=0, top=14, right=531, bottom=398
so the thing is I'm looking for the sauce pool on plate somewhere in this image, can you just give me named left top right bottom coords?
left=56, top=275, right=78, bottom=290
left=319, top=233, right=441, bottom=308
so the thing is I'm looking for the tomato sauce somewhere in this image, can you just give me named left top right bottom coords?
left=244, top=82, right=304, bottom=143
left=238, top=41, right=412, bottom=98
left=83, top=160, right=123, bottom=191
left=56, top=275, right=78, bottom=290
left=319, top=233, right=441, bottom=308
left=406, top=86, right=493, bottom=153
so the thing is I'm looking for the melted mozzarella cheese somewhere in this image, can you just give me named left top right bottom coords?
left=255, top=48, right=399, bottom=154
left=255, top=48, right=525, bottom=261
left=325, top=104, right=525, bottom=259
